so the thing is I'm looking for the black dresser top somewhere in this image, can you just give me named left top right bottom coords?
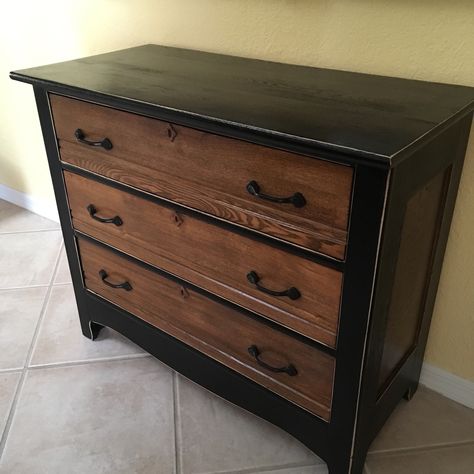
left=11, top=44, right=473, bottom=165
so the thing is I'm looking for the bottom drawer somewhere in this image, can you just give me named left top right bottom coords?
left=77, top=238, right=335, bottom=420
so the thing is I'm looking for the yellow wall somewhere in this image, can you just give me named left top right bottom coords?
left=1, top=1, right=473, bottom=380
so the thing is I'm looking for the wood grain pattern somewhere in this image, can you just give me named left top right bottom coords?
left=12, top=45, right=474, bottom=162
left=52, top=94, right=353, bottom=259
left=377, top=168, right=449, bottom=392
left=65, top=171, right=343, bottom=348
left=78, top=237, right=335, bottom=420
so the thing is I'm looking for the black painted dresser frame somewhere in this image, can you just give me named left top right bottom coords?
left=31, top=82, right=472, bottom=474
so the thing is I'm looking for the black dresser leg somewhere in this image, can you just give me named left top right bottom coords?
left=328, top=458, right=352, bottom=474
left=327, top=447, right=368, bottom=474
left=403, top=382, right=419, bottom=401
left=89, top=321, right=105, bottom=340
left=79, top=315, right=104, bottom=341
left=350, top=449, right=368, bottom=474
left=78, top=298, right=104, bottom=341
left=326, top=450, right=353, bottom=474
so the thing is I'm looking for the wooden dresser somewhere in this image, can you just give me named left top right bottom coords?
left=11, top=45, right=473, bottom=473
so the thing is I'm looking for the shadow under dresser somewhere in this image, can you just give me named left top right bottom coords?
left=10, top=45, right=473, bottom=473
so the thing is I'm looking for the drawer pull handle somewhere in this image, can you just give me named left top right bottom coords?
left=87, top=204, right=123, bottom=226
left=248, top=345, right=297, bottom=376
left=99, top=269, right=132, bottom=291
left=246, top=181, right=306, bottom=208
left=246, top=271, right=301, bottom=300
left=74, top=128, right=113, bottom=150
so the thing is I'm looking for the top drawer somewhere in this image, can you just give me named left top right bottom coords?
left=50, top=94, right=353, bottom=259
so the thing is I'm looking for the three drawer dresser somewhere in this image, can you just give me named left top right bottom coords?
left=11, top=45, right=473, bottom=473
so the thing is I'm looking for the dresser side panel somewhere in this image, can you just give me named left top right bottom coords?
left=353, top=113, right=473, bottom=467
left=377, top=168, right=450, bottom=391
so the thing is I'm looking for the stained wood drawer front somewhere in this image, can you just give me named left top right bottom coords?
left=78, top=238, right=335, bottom=420
left=65, top=171, right=343, bottom=348
left=51, top=94, right=353, bottom=260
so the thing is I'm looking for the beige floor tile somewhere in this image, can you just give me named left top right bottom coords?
left=30, top=285, right=145, bottom=366
left=0, top=372, right=21, bottom=435
left=176, top=376, right=321, bottom=474
left=0, top=358, right=175, bottom=474
left=0, top=287, right=48, bottom=370
left=367, top=443, right=474, bottom=474
left=0, top=200, right=58, bottom=233
left=369, top=386, right=474, bottom=453
left=53, top=247, right=72, bottom=284
left=0, top=231, right=61, bottom=288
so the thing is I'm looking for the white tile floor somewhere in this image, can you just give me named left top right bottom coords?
left=0, top=199, right=473, bottom=473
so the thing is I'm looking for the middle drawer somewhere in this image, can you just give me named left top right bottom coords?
left=65, top=171, right=342, bottom=348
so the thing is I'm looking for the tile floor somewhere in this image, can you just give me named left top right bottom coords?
left=0, top=199, right=473, bottom=474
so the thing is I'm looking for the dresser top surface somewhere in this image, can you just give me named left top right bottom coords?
left=11, top=44, right=473, bottom=164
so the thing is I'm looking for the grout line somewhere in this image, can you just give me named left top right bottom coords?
left=209, top=460, right=325, bottom=474
left=368, top=439, right=474, bottom=458
left=0, top=241, right=62, bottom=462
left=0, top=368, right=23, bottom=375
left=24, top=244, right=64, bottom=370
left=0, top=284, right=50, bottom=292
left=0, top=228, right=60, bottom=236
left=52, top=242, right=65, bottom=280
left=27, top=353, right=152, bottom=371
left=173, top=372, right=182, bottom=474
left=0, top=374, right=22, bottom=446
left=0, top=373, right=27, bottom=458
left=21, top=239, right=149, bottom=369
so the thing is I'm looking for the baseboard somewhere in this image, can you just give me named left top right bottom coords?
left=0, top=184, right=59, bottom=223
left=420, top=363, right=474, bottom=409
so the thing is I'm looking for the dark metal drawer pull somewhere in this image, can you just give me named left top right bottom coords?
left=99, top=269, right=132, bottom=291
left=246, top=180, right=306, bottom=208
left=248, top=345, right=297, bottom=376
left=246, top=271, right=301, bottom=300
left=87, top=204, right=123, bottom=226
left=74, top=128, right=113, bottom=150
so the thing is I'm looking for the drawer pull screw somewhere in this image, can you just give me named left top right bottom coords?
left=248, top=345, right=297, bottom=376
left=173, top=212, right=183, bottom=227
left=99, top=269, right=132, bottom=291
left=246, top=271, right=301, bottom=300
left=246, top=180, right=306, bottom=208
left=87, top=204, right=123, bottom=226
left=74, top=128, right=113, bottom=150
